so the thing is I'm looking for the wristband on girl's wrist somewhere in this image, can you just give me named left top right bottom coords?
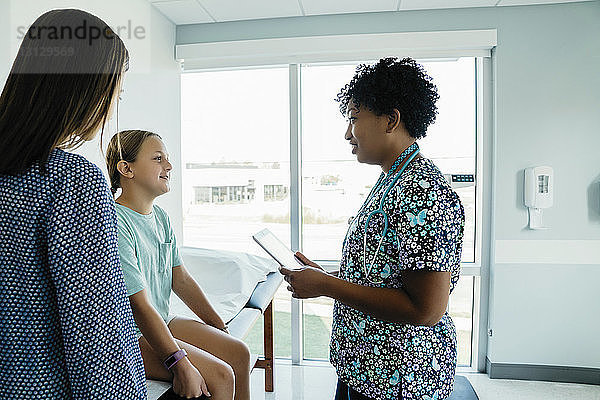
left=163, top=348, right=188, bottom=370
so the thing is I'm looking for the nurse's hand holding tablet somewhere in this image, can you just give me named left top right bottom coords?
left=252, top=229, right=332, bottom=298
left=280, top=252, right=333, bottom=299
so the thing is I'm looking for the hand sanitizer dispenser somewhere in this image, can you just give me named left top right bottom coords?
left=524, top=166, right=553, bottom=229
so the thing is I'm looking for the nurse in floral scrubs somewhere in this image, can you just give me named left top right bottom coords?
left=280, top=57, right=465, bottom=400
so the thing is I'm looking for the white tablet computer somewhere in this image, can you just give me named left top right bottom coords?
left=252, top=229, right=304, bottom=270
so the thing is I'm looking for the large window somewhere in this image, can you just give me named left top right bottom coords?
left=181, top=68, right=291, bottom=254
left=182, top=58, right=478, bottom=366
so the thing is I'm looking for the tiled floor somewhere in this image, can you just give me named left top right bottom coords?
left=250, top=361, right=600, bottom=400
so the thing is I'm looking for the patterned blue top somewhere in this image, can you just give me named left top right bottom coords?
left=0, top=149, right=147, bottom=399
left=329, top=156, right=465, bottom=400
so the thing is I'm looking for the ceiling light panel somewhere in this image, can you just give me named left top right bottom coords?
left=301, top=0, right=398, bottom=15
left=198, top=0, right=303, bottom=22
left=400, top=0, right=497, bottom=10
left=152, top=0, right=214, bottom=24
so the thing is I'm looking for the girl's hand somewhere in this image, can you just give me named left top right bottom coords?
left=280, top=252, right=331, bottom=299
left=171, top=357, right=211, bottom=398
left=215, top=324, right=230, bottom=335
left=207, top=319, right=229, bottom=335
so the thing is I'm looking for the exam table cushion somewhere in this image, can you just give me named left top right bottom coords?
left=170, top=247, right=279, bottom=323
left=246, top=271, right=284, bottom=313
left=226, top=308, right=262, bottom=338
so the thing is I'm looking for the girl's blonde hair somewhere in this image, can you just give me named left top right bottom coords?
left=106, top=130, right=162, bottom=196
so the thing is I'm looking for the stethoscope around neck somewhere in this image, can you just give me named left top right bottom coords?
left=357, top=144, right=420, bottom=284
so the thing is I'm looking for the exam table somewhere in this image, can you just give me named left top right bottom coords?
left=148, top=248, right=282, bottom=400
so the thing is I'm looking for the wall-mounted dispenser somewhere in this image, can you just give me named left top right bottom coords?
left=524, top=166, right=553, bottom=230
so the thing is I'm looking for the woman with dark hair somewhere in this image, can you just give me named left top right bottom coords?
left=280, top=58, right=465, bottom=400
left=0, top=9, right=146, bottom=399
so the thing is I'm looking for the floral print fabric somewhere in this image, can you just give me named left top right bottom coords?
left=329, top=156, right=465, bottom=400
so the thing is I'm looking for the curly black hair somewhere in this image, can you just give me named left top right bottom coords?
left=336, top=57, right=439, bottom=140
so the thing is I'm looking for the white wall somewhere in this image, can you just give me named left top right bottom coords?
left=0, top=3, right=9, bottom=83
left=0, top=0, right=182, bottom=240
left=176, top=2, right=600, bottom=370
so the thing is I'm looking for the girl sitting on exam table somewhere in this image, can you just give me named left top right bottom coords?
left=106, top=130, right=251, bottom=400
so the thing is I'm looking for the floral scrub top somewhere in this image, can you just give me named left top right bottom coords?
left=329, top=153, right=465, bottom=400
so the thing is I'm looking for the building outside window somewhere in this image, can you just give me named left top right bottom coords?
left=264, top=184, right=289, bottom=202
left=193, top=186, right=211, bottom=204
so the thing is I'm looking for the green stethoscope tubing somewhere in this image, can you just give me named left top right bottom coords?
left=358, top=145, right=421, bottom=284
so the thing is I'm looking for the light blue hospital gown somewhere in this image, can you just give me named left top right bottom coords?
left=329, top=157, right=465, bottom=400
left=0, top=149, right=147, bottom=399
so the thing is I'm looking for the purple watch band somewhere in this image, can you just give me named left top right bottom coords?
left=163, top=349, right=188, bottom=370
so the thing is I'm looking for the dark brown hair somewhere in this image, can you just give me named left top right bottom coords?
left=336, top=57, right=439, bottom=140
left=106, top=130, right=162, bottom=196
left=0, top=9, right=129, bottom=175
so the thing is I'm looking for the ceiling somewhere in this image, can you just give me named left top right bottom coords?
left=146, top=0, right=594, bottom=25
